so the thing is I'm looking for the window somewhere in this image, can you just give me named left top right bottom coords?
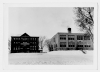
left=85, top=45, right=91, bottom=47
left=60, top=37, right=66, bottom=40
left=15, top=38, right=17, bottom=40
left=77, top=35, right=83, bottom=40
left=34, top=38, right=36, bottom=40
left=13, top=38, right=15, bottom=40
left=21, top=38, right=23, bottom=40
left=60, top=35, right=66, bottom=40
left=68, top=42, right=75, bottom=47
left=77, top=45, right=83, bottom=47
left=68, top=35, right=75, bottom=36
left=60, top=42, right=66, bottom=47
left=25, top=38, right=28, bottom=40
left=73, top=45, right=75, bottom=47
left=68, top=35, right=75, bottom=40
left=68, top=38, right=74, bottom=40
left=84, top=36, right=90, bottom=40
left=68, top=45, right=75, bottom=47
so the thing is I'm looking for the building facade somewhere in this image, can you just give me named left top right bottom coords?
left=50, top=28, right=93, bottom=51
left=11, top=33, right=41, bottom=53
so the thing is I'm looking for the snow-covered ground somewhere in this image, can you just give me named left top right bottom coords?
left=8, top=50, right=93, bottom=65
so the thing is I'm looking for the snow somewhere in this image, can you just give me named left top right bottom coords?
left=8, top=50, right=93, bottom=65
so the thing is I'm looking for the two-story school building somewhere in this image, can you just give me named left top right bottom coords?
left=49, top=28, right=93, bottom=51
left=11, top=33, right=41, bottom=53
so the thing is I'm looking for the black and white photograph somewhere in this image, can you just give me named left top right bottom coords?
left=3, top=2, right=98, bottom=70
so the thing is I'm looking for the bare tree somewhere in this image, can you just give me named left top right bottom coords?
left=45, top=39, right=51, bottom=48
left=44, top=39, right=54, bottom=51
left=74, top=7, right=94, bottom=42
left=39, top=36, right=46, bottom=50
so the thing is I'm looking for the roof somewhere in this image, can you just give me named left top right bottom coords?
left=11, top=33, right=39, bottom=38
left=57, top=32, right=85, bottom=35
left=21, top=33, right=30, bottom=37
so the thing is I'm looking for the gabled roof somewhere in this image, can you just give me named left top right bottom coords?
left=20, top=33, right=30, bottom=37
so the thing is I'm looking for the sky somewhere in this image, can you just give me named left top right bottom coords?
left=9, top=7, right=83, bottom=39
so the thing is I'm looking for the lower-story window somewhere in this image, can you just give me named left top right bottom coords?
left=60, top=45, right=66, bottom=47
left=77, top=45, right=83, bottom=47
left=68, top=45, right=75, bottom=47
left=60, top=42, right=66, bottom=47
left=85, top=45, right=91, bottom=47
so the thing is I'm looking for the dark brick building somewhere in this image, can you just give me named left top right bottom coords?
left=11, top=33, right=40, bottom=53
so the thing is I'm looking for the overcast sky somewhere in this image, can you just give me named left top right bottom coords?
left=9, top=7, right=82, bottom=39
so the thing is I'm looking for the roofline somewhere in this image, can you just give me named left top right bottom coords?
left=50, top=33, right=58, bottom=39
left=10, top=33, right=40, bottom=37
left=57, top=32, right=85, bottom=34
left=11, top=36, right=39, bottom=38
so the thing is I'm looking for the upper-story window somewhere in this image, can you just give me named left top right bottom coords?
left=68, top=35, right=75, bottom=40
left=68, top=38, right=74, bottom=40
left=13, top=38, right=15, bottom=40
left=34, top=38, right=37, bottom=40
left=30, top=38, right=33, bottom=40
left=60, top=35, right=66, bottom=40
left=13, top=37, right=20, bottom=40
left=17, top=38, right=20, bottom=40
left=60, top=37, right=66, bottom=40
left=84, top=36, right=90, bottom=40
left=77, top=35, right=83, bottom=40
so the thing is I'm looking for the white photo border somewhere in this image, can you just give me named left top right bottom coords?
left=3, top=2, right=98, bottom=70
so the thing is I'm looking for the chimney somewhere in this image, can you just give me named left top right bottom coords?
left=68, top=28, right=71, bottom=33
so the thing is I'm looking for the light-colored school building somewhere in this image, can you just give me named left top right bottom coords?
left=50, top=28, right=93, bottom=51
